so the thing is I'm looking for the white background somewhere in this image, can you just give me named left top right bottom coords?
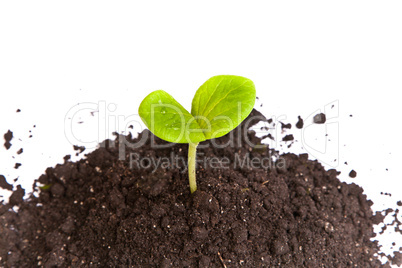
left=1, top=1, right=401, bottom=263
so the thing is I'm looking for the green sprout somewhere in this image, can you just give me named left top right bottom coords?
left=138, top=75, right=256, bottom=193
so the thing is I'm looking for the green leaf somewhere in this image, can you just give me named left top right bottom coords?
left=138, top=90, right=206, bottom=143
left=191, top=75, right=256, bottom=139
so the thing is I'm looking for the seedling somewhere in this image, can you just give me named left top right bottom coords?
left=138, top=75, right=256, bottom=193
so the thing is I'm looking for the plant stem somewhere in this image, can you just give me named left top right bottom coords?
left=188, top=142, right=199, bottom=193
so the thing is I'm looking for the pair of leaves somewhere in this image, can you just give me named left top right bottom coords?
left=138, top=75, right=256, bottom=144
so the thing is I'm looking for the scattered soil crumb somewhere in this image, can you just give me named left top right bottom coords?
left=4, top=130, right=13, bottom=150
left=280, top=122, right=291, bottom=130
left=0, top=175, right=13, bottom=191
left=262, top=133, right=274, bottom=141
left=73, top=145, right=85, bottom=155
left=295, top=116, right=304, bottom=129
left=313, top=113, right=326, bottom=124
left=349, top=170, right=357, bottom=178
left=282, top=134, right=294, bottom=141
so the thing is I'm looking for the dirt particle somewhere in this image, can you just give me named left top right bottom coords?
left=63, top=155, right=71, bottom=162
left=324, top=222, right=334, bottom=233
left=0, top=175, right=13, bottom=191
left=296, top=116, right=304, bottom=129
left=73, top=145, right=85, bottom=156
left=282, top=134, right=294, bottom=142
left=313, top=113, right=326, bottom=124
left=281, top=122, right=291, bottom=130
left=349, top=170, right=357, bottom=178
left=262, top=133, right=274, bottom=141
left=4, top=130, right=13, bottom=150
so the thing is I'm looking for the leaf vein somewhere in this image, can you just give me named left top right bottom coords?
left=201, top=80, right=248, bottom=124
left=200, top=77, right=225, bottom=117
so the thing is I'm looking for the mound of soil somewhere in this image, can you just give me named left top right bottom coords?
left=0, top=110, right=396, bottom=267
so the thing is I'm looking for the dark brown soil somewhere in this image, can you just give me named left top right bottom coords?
left=0, top=110, right=399, bottom=267
left=0, top=175, right=13, bottom=191
left=14, top=163, right=22, bottom=169
left=296, top=116, right=304, bottom=129
left=349, top=170, right=357, bottom=178
left=3, top=130, right=13, bottom=150
left=313, top=113, right=326, bottom=124
left=280, top=123, right=291, bottom=130
left=282, top=134, right=294, bottom=142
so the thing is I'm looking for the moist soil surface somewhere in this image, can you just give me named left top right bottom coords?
left=0, top=110, right=395, bottom=267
